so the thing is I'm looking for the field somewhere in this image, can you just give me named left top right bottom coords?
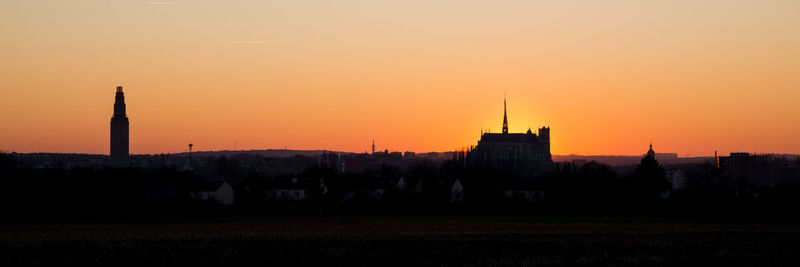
left=1, top=216, right=799, bottom=266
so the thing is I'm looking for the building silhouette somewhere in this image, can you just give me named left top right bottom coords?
left=468, top=97, right=553, bottom=176
left=110, top=86, right=129, bottom=164
left=319, top=150, right=346, bottom=174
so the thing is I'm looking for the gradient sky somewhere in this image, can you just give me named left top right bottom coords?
left=2, top=0, right=799, bottom=156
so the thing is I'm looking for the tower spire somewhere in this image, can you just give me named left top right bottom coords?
left=502, top=95, right=508, bottom=134
left=110, top=86, right=130, bottom=165
left=647, top=141, right=656, bottom=158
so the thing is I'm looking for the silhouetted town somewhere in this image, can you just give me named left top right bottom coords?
left=1, top=86, right=799, bottom=218
left=7, top=1, right=800, bottom=264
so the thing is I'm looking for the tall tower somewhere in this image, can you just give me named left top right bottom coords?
left=502, top=97, right=509, bottom=134
left=110, top=86, right=129, bottom=164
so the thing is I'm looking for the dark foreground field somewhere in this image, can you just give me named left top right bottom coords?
left=2, top=216, right=799, bottom=266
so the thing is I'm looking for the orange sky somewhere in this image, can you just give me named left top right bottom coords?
left=2, top=0, right=799, bottom=156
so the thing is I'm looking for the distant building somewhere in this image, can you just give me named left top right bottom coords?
left=395, top=177, right=408, bottom=191
left=448, top=178, right=464, bottom=204
left=667, top=169, right=688, bottom=191
left=503, top=179, right=545, bottom=203
left=363, top=176, right=404, bottom=201
left=468, top=97, right=553, bottom=176
left=719, top=152, right=750, bottom=172
left=265, top=177, right=315, bottom=202
left=319, top=151, right=345, bottom=174
left=718, top=152, right=770, bottom=190
left=186, top=180, right=235, bottom=206
left=373, top=149, right=390, bottom=157
left=110, top=86, right=129, bottom=164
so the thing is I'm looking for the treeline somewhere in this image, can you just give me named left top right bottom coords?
left=1, top=152, right=799, bottom=219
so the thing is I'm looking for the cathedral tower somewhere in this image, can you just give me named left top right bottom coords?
left=468, top=96, right=554, bottom=177
left=110, top=86, right=129, bottom=164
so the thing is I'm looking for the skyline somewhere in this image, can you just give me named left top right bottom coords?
left=0, top=85, right=792, bottom=157
left=2, top=1, right=800, bottom=156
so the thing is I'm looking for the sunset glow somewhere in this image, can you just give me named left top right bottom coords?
left=2, top=0, right=799, bottom=156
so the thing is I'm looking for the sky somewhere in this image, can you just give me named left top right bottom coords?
left=1, top=0, right=799, bottom=156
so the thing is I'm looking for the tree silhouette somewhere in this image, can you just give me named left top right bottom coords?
left=632, top=154, right=670, bottom=201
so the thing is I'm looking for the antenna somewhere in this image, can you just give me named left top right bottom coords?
left=188, top=143, right=194, bottom=165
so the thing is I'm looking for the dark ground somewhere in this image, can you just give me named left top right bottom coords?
left=1, top=216, right=799, bottom=266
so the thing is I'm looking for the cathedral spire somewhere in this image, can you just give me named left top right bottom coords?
left=502, top=96, right=508, bottom=134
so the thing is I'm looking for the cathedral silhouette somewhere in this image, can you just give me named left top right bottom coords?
left=468, top=97, right=553, bottom=176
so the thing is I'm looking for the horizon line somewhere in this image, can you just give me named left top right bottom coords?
left=6, top=148, right=794, bottom=158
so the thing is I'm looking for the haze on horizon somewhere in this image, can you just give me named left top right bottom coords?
left=2, top=0, right=799, bottom=156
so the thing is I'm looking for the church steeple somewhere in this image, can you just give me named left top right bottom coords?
left=502, top=96, right=508, bottom=134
